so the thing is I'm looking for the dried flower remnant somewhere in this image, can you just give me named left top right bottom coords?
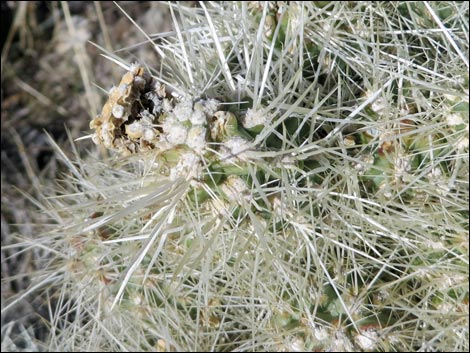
left=90, top=65, right=265, bottom=166
left=91, top=66, right=226, bottom=160
left=90, top=65, right=166, bottom=155
left=90, top=66, right=259, bottom=187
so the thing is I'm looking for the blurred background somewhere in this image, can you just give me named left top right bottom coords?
left=1, top=2, right=179, bottom=349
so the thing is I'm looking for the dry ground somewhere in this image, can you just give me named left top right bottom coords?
left=1, top=2, right=178, bottom=349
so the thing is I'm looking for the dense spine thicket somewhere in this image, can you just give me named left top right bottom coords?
left=2, top=2, right=468, bottom=352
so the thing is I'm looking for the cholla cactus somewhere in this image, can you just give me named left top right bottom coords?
left=3, top=2, right=468, bottom=352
